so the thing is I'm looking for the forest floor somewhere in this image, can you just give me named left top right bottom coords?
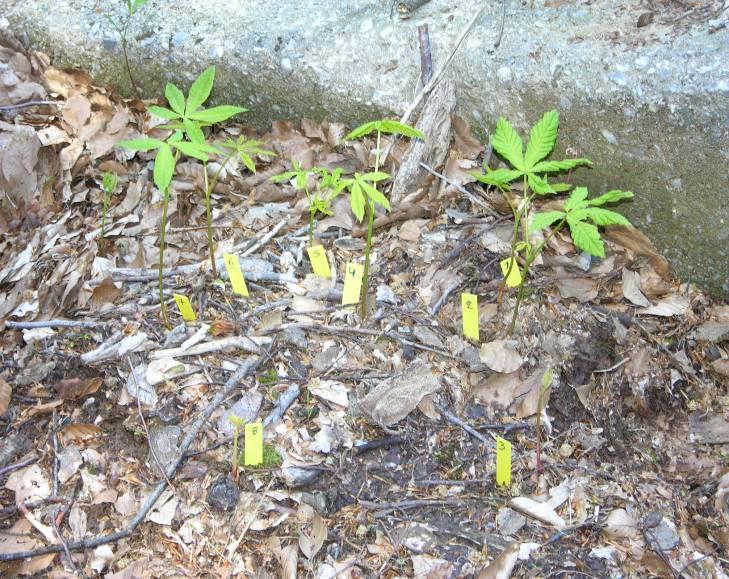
left=0, top=30, right=728, bottom=578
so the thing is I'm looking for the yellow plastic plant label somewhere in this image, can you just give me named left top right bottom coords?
left=307, top=245, right=331, bottom=278
left=223, top=253, right=249, bottom=297
left=341, top=263, right=363, bottom=306
left=495, top=437, right=512, bottom=486
left=173, top=294, right=196, bottom=321
left=461, top=293, right=479, bottom=342
left=244, top=422, right=263, bottom=466
left=500, top=258, right=522, bottom=288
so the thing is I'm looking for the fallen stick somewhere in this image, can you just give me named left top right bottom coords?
left=150, top=335, right=271, bottom=360
left=0, top=356, right=266, bottom=562
left=5, top=320, right=102, bottom=330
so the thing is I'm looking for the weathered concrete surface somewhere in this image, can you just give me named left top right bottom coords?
left=3, top=0, right=729, bottom=295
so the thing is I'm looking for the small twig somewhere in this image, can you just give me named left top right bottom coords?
left=354, top=436, right=407, bottom=454
left=430, top=280, right=462, bottom=316
left=420, top=162, right=499, bottom=216
left=359, top=498, right=462, bottom=511
left=592, top=357, right=630, bottom=374
left=127, top=357, right=175, bottom=490
left=238, top=299, right=292, bottom=324
left=418, top=24, right=433, bottom=86
left=434, top=401, right=491, bottom=444
left=494, top=0, right=508, bottom=48
left=240, top=218, right=288, bottom=257
left=416, top=474, right=495, bottom=486
left=0, top=100, right=59, bottom=113
left=5, top=320, right=102, bottom=330
left=0, top=456, right=38, bottom=477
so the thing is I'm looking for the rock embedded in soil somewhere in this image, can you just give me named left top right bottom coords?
left=206, top=475, right=240, bottom=512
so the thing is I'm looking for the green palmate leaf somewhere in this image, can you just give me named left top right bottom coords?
left=187, top=66, right=216, bottom=114
left=117, top=138, right=165, bottom=151
left=270, top=171, right=297, bottom=183
left=472, top=168, right=522, bottom=187
left=531, top=158, right=592, bottom=173
left=530, top=210, right=565, bottom=232
left=376, top=120, right=425, bottom=139
left=153, top=143, right=175, bottom=192
left=583, top=207, right=632, bottom=227
left=491, top=117, right=524, bottom=171
left=349, top=181, right=366, bottom=222
left=567, top=219, right=604, bottom=257
left=164, top=83, right=185, bottom=115
left=589, top=189, right=634, bottom=206
left=147, top=105, right=181, bottom=120
left=528, top=173, right=556, bottom=195
left=564, top=186, right=589, bottom=211
left=343, top=121, right=377, bottom=141
left=172, top=141, right=218, bottom=162
left=183, top=118, right=206, bottom=144
left=238, top=153, right=256, bottom=173
left=550, top=182, right=573, bottom=193
left=131, top=0, right=149, bottom=13
left=358, top=178, right=391, bottom=211
left=524, top=110, right=559, bottom=170
left=188, top=105, right=247, bottom=124
left=361, top=171, right=390, bottom=182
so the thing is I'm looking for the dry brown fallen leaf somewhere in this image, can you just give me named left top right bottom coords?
left=53, top=376, right=103, bottom=401
left=0, top=376, right=10, bottom=415
left=710, top=358, right=729, bottom=377
left=57, top=423, right=104, bottom=447
left=606, top=226, right=671, bottom=280
left=478, top=541, right=520, bottom=579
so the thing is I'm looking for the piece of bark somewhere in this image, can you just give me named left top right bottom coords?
left=390, top=79, right=456, bottom=205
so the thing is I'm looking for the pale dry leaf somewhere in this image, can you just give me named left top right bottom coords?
left=470, top=371, right=523, bottom=408
left=147, top=489, right=179, bottom=525
left=556, top=277, right=599, bottom=303
left=62, top=94, right=91, bottom=132
left=5, top=464, right=51, bottom=505
left=478, top=542, right=520, bottom=579
left=622, top=268, right=651, bottom=307
left=0, top=518, right=55, bottom=575
left=399, top=218, right=427, bottom=242
left=57, top=423, right=104, bottom=447
left=513, top=368, right=551, bottom=419
left=639, top=294, right=690, bottom=317
left=715, top=472, right=729, bottom=512
left=298, top=508, right=327, bottom=559
left=509, top=497, right=565, bottom=529
left=480, top=340, right=523, bottom=373
left=711, top=358, right=729, bottom=377
left=0, top=376, right=11, bottom=415
left=411, top=554, right=454, bottom=578
left=452, top=114, right=484, bottom=159
left=639, top=264, right=672, bottom=297
left=604, top=508, right=640, bottom=540
left=308, top=379, right=349, bottom=407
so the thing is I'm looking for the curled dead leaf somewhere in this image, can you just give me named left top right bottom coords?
left=604, top=508, right=640, bottom=540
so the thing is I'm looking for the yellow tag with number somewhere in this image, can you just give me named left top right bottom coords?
left=244, top=422, right=263, bottom=466
left=173, top=294, right=196, bottom=321
left=307, top=245, right=331, bottom=278
left=495, top=437, right=512, bottom=486
left=342, top=263, right=363, bottom=306
left=223, top=253, right=249, bottom=297
left=500, top=258, right=522, bottom=288
left=461, top=293, right=479, bottom=342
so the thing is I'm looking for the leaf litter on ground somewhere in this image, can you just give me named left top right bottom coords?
left=0, top=39, right=728, bottom=578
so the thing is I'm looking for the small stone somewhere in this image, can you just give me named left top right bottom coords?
left=313, top=345, right=341, bottom=372
left=281, top=327, right=308, bottom=349
left=102, top=37, right=118, bottom=51
left=171, top=31, right=188, bottom=48
left=496, top=65, right=512, bottom=83
left=497, top=507, right=527, bottom=536
left=559, top=443, right=574, bottom=458
left=589, top=546, right=619, bottom=562
left=280, top=57, right=292, bottom=74
left=414, top=325, right=442, bottom=348
left=647, top=517, right=679, bottom=551
left=397, top=523, right=437, bottom=554
left=206, top=475, right=240, bottom=512
left=601, top=129, right=618, bottom=145
left=462, top=346, right=488, bottom=372
left=376, top=284, right=398, bottom=305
